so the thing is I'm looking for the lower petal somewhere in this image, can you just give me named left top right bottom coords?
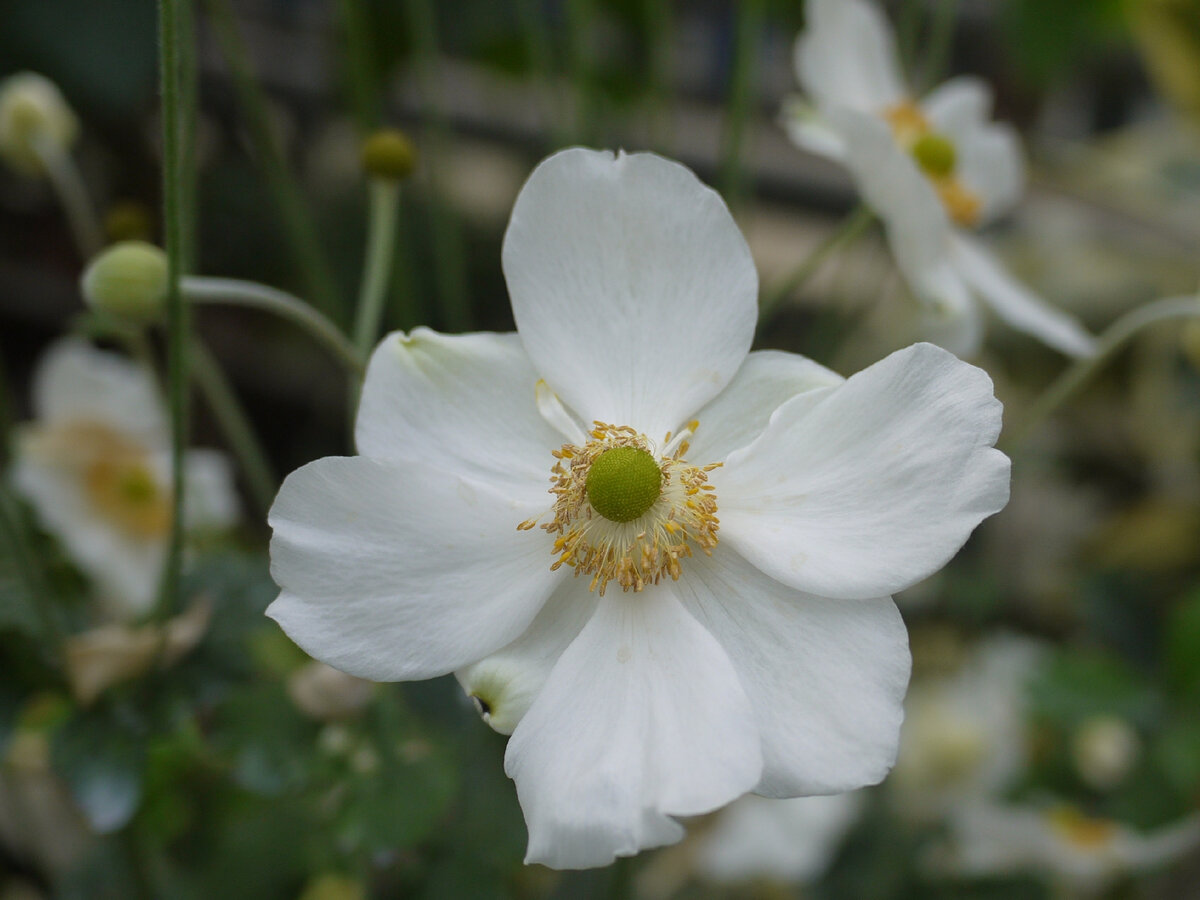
left=504, top=587, right=763, bottom=869
left=676, top=549, right=910, bottom=796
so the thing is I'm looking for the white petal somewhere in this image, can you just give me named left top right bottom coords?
left=687, top=350, right=843, bottom=464
left=354, top=329, right=562, bottom=502
left=715, top=342, right=1010, bottom=599
left=794, top=0, right=907, bottom=114
left=182, top=449, right=239, bottom=531
left=951, top=234, right=1097, bottom=358
left=502, top=148, right=757, bottom=442
left=917, top=274, right=986, bottom=358
left=455, top=576, right=596, bottom=735
left=921, top=76, right=993, bottom=135
left=504, top=587, right=762, bottom=869
left=32, top=338, right=166, bottom=448
left=267, top=455, right=562, bottom=681
left=676, top=550, right=909, bottom=796
left=779, top=96, right=846, bottom=161
left=12, top=442, right=163, bottom=618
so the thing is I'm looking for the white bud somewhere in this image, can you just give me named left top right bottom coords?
left=0, top=72, right=79, bottom=175
left=1072, top=715, right=1140, bottom=790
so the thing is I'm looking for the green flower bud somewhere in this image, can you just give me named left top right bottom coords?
left=911, top=132, right=957, bottom=178
left=80, top=241, right=169, bottom=322
left=361, top=129, right=417, bottom=181
left=586, top=446, right=662, bottom=523
left=0, top=72, right=79, bottom=176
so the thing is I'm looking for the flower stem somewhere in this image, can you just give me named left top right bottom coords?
left=565, top=0, right=597, bottom=145
left=337, top=0, right=381, bottom=131
left=515, top=0, right=566, bottom=150
left=916, top=0, right=959, bottom=94
left=1008, top=293, right=1200, bottom=448
left=202, top=0, right=344, bottom=322
left=758, top=204, right=875, bottom=326
left=645, top=0, right=675, bottom=153
left=33, top=137, right=103, bottom=259
left=156, top=0, right=192, bottom=625
left=351, top=180, right=402, bottom=360
left=719, top=0, right=765, bottom=209
left=182, top=276, right=364, bottom=376
left=189, top=337, right=277, bottom=516
left=179, top=0, right=200, bottom=270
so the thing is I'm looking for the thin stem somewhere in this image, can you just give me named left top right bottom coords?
left=916, top=0, right=958, bottom=94
left=179, top=0, right=199, bottom=270
left=182, top=276, right=364, bottom=376
left=402, top=0, right=471, bottom=331
left=644, top=0, right=674, bottom=153
left=190, top=338, right=277, bottom=517
left=0, top=484, right=64, bottom=655
left=565, top=0, right=597, bottom=145
left=758, top=205, right=875, bottom=325
left=203, top=0, right=344, bottom=321
left=1008, top=294, right=1200, bottom=449
left=352, top=180, right=402, bottom=358
left=515, top=0, right=566, bottom=149
left=34, top=138, right=103, bottom=259
left=337, top=0, right=381, bottom=130
left=719, top=0, right=765, bottom=209
left=156, top=0, right=191, bottom=624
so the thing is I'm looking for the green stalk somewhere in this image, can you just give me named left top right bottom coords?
left=516, top=0, right=566, bottom=149
left=33, top=137, right=103, bottom=259
left=1007, top=293, right=1200, bottom=449
left=182, top=276, right=364, bottom=376
left=338, top=0, right=381, bottom=130
left=203, top=0, right=344, bottom=321
left=179, top=0, right=199, bottom=270
left=155, top=0, right=191, bottom=623
left=644, top=0, right=674, bottom=152
left=565, top=0, right=597, bottom=145
left=758, top=205, right=875, bottom=325
left=401, top=0, right=471, bottom=331
left=719, top=0, right=766, bottom=209
left=190, top=338, right=277, bottom=516
left=916, top=0, right=959, bottom=94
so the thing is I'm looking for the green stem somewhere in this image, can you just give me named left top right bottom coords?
left=0, top=484, right=64, bottom=655
left=719, top=0, right=765, bottom=209
left=33, top=138, right=103, bottom=259
left=189, top=338, right=277, bottom=516
left=758, top=205, right=875, bottom=324
left=156, top=0, right=191, bottom=624
left=917, top=0, right=959, bottom=94
left=352, top=180, right=402, bottom=358
left=179, top=0, right=199, bottom=270
left=182, top=276, right=364, bottom=376
left=644, top=0, right=674, bottom=153
left=515, top=0, right=565, bottom=149
left=401, top=0, right=471, bottom=331
left=203, top=0, right=344, bottom=322
left=1007, top=293, right=1200, bottom=449
left=337, top=0, right=381, bottom=130
left=565, top=0, right=597, bottom=145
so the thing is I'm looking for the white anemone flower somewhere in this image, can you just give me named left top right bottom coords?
left=785, top=0, right=1096, bottom=359
left=267, top=148, right=1010, bottom=869
left=934, top=803, right=1200, bottom=897
left=0, top=72, right=78, bottom=177
left=12, top=338, right=238, bottom=619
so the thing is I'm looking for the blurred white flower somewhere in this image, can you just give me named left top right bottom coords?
left=785, top=0, right=1096, bottom=359
left=695, top=792, right=864, bottom=885
left=287, top=660, right=375, bottom=720
left=268, top=148, right=1010, bottom=869
left=933, top=802, right=1200, bottom=897
left=0, top=72, right=78, bottom=176
left=1071, top=716, right=1141, bottom=791
left=892, top=633, right=1044, bottom=817
left=12, top=338, right=239, bottom=619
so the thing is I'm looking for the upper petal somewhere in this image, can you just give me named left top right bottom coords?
left=676, top=549, right=910, bottom=797
left=32, top=338, right=166, bottom=448
left=504, top=586, right=763, bottom=869
left=502, top=148, right=757, bottom=442
left=795, top=0, right=907, bottom=114
left=687, top=349, right=843, bottom=464
left=355, top=329, right=562, bottom=502
left=268, top=455, right=562, bottom=681
left=715, top=342, right=1010, bottom=599
left=951, top=234, right=1097, bottom=358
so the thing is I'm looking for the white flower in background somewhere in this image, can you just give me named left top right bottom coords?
left=268, top=148, right=1010, bottom=869
left=892, top=633, right=1044, bottom=817
left=695, top=792, right=864, bottom=885
left=0, top=71, right=78, bottom=176
left=1071, top=715, right=1141, bottom=791
left=785, top=0, right=1096, bottom=359
left=12, top=338, right=238, bottom=620
left=933, top=803, right=1200, bottom=897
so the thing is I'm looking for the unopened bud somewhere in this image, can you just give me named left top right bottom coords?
left=0, top=72, right=79, bottom=175
left=80, top=241, right=169, bottom=322
left=1072, top=715, right=1140, bottom=790
left=361, top=129, right=416, bottom=181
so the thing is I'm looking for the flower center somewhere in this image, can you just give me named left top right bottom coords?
left=1046, top=807, right=1117, bottom=850
left=585, top=446, right=663, bottom=523
left=520, top=421, right=720, bottom=595
left=884, top=101, right=982, bottom=228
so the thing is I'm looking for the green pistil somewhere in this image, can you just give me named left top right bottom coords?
left=586, top=447, right=662, bottom=523
left=911, top=132, right=957, bottom=178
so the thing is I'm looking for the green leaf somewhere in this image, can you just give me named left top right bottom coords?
left=50, top=705, right=147, bottom=832
left=1165, top=590, right=1200, bottom=702
left=1028, top=649, right=1161, bottom=728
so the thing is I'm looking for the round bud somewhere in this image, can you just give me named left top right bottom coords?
left=586, top=446, right=663, bottom=523
left=361, top=129, right=417, bottom=181
left=80, top=241, right=169, bottom=322
left=911, top=132, right=957, bottom=178
left=0, top=72, right=79, bottom=175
